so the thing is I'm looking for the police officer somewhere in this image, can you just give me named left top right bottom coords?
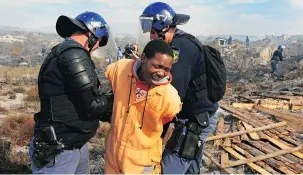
left=29, top=11, right=114, bottom=174
left=140, top=2, right=219, bottom=174
left=270, top=45, right=285, bottom=77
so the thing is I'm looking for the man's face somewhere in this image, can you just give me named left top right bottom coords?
left=85, top=32, right=101, bottom=53
left=141, top=52, right=173, bottom=85
left=149, top=27, right=173, bottom=43
left=131, top=45, right=138, bottom=55
left=150, top=28, right=162, bottom=41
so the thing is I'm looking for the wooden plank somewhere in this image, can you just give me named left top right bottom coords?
left=253, top=104, right=303, bottom=130
left=231, top=121, right=241, bottom=144
left=222, top=147, right=270, bottom=174
left=232, top=102, right=303, bottom=110
left=206, top=121, right=287, bottom=141
left=204, top=151, right=235, bottom=174
left=237, top=120, right=249, bottom=141
left=223, top=138, right=232, bottom=147
left=249, top=141, right=303, bottom=172
left=237, top=143, right=298, bottom=174
left=221, top=150, right=229, bottom=167
left=231, top=144, right=280, bottom=174
left=260, top=133, right=303, bottom=160
left=261, top=141, right=303, bottom=164
left=214, top=116, right=225, bottom=146
left=242, top=121, right=260, bottom=140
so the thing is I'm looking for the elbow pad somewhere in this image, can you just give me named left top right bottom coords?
left=88, top=92, right=114, bottom=121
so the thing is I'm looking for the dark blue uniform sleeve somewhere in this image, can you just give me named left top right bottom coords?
left=170, top=37, right=200, bottom=101
left=170, top=37, right=219, bottom=116
left=273, top=50, right=283, bottom=61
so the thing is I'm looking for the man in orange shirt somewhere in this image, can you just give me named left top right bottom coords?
left=104, top=40, right=182, bottom=174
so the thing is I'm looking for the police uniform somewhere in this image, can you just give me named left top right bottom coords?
left=270, top=49, right=283, bottom=74
left=139, top=2, right=221, bottom=174
left=29, top=12, right=113, bottom=174
left=161, top=29, right=219, bottom=174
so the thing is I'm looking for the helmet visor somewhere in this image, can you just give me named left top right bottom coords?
left=94, top=24, right=109, bottom=47
left=139, top=15, right=154, bottom=33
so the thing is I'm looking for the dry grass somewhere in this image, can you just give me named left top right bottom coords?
left=0, top=106, right=8, bottom=114
left=0, top=114, right=34, bottom=147
left=0, top=66, right=39, bottom=85
left=0, top=66, right=40, bottom=79
left=12, top=87, right=26, bottom=94
left=1, top=90, right=16, bottom=99
left=25, top=86, right=39, bottom=103
left=0, top=139, right=31, bottom=173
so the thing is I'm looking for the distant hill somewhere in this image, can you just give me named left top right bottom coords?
left=196, top=34, right=262, bottom=42
left=0, top=25, right=56, bottom=34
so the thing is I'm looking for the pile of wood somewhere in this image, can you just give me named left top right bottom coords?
left=205, top=93, right=303, bottom=174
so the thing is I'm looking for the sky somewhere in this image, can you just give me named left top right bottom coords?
left=0, top=0, right=302, bottom=36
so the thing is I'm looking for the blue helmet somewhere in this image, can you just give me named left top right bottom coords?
left=139, top=2, right=190, bottom=33
left=56, top=11, right=109, bottom=47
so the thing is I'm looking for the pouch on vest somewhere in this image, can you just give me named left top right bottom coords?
left=178, top=129, right=202, bottom=160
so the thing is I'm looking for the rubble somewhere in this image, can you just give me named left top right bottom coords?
left=204, top=92, right=303, bottom=174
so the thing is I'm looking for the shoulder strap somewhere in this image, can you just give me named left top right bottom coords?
left=174, top=33, right=208, bottom=103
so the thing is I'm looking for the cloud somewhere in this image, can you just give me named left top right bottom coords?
left=0, top=0, right=74, bottom=8
left=288, top=0, right=303, bottom=10
left=0, top=0, right=302, bottom=36
left=226, top=0, right=268, bottom=4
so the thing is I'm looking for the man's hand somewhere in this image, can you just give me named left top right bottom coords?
left=130, top=50, right=140, bottom=60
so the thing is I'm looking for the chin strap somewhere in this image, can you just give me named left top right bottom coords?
left=155, top=26, right=171, bottom=40
left=85, top=33, right=98, bottom=53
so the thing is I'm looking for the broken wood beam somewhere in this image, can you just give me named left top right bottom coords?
left=247, top=111, right=293, bottom=133
left=258, top=132, right=303, bottom=160
left=221, top=150, right=229, bottom=167
left=248, top=141, right=303, bottom=172
left=214, top=116, right=225, bottom=146
left=231, top=144, right=280, bottom=174
left=255, top=94, right=291, bottom=101
left=204, top=151, right=234, bottom=174
left=237, top=120, right=249, bottom=141
left=232, top=102, right=303, bottom=110
left=222, top=147, right=270, bottom=174
left=237, top=95, right=256, bottom=103
left=263, top=130, right=303, bottom=146
left=242, top=121, right=260, bottom=140
left=260, top=141, right=303, bottom=164
left=223, top=137, right=232, bottom=147
left=222, top=104, right=297, bottom=137
left=222, top=105, right=301, bottom=146
left=231, top=121, right=241, bottom=144
left=206, top=121, right=286, bottom=141
left=253, top=104, right=303, bottom=130
left=237, top=143, right=299, bottom=174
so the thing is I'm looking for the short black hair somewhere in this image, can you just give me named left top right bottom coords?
left=143, top=40, right=174, bottom=60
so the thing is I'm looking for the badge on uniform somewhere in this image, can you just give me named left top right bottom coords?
left=172, top=46, right=180, bottom=64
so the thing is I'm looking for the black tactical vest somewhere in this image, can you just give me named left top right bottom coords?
left=37, top=39, right=99, bottom=133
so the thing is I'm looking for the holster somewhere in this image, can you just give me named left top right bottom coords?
left=165, top=112, right=210, bottom=160
left=32, top=125, right=64, bottom=169
left=165, top=122, right=187, bottom=153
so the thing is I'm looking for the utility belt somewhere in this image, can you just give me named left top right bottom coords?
left=165, top=112, right=212, bottom=160
left=271, top=56, right=280, bottom=62
left=32, top=114, right=84, bottom=168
